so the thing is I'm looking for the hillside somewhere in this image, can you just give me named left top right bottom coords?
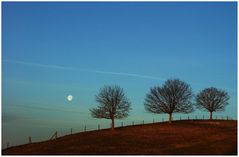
left=2, top=120, right=237, bottom=155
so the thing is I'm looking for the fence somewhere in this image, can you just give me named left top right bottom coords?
left=5, top=115, right=234, bottom=149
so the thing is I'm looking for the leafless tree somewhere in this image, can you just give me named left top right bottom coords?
left=90, top=85, right=131, bottom=130
left=144, top=79, right=193, bottom=123
left=196, top=87, right=229, bottom=120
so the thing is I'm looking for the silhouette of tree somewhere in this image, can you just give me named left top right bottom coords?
left=196, top=87, right=229, bottom=120
left=90, top=85, right=131, bottom=130
left=144, top=79, right=193, bottom=123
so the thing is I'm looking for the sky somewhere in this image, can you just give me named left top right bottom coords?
left=2, top=2, right=237, bottom=148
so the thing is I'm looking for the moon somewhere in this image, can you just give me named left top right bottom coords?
left=67, top=95, right=73, bottom=101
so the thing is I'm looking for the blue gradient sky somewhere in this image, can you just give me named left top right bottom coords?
left=2, top=2, right=237, bottom=147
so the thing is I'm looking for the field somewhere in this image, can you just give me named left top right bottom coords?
left=2, top=120, right=237, bottom=155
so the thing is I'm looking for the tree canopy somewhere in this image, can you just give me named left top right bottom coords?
left=196, top=87, right=229, bottom=120
left=144, top=79, right=193, bottom=122
left=90, top=85, right=131, bottom=130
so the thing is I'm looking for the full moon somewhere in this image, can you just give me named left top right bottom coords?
left=67, top=95, right=73, bottom=101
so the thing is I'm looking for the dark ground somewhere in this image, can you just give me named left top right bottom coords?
left=2, top=120, right=237, bottom=155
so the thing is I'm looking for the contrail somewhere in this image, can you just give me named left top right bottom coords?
left=6, top=103, right=85, bottom=114
left=3, top=59, right=165, bottom=81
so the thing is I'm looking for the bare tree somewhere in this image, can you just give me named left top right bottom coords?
left=144, top=79, right=193, bottom=123
left=196, top=87, right=229, bottom=120
left=90, top=85, right=131, bottom=130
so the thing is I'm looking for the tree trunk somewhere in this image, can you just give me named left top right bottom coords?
left=111, top=116, right=115, bottom=131
left=210, top=111, right=213, bottom=120
left=168, top=113, right=172, bottom=123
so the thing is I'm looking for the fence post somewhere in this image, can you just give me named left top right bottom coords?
left=203, top=115, right=204, bottom=120
left=71, top=128, right=73, bottom=135
left=216, top=115, right=217, bottom=120
left=142, top=120, right=144, bottom=125
left=121, top=122, right=123, bottom=127
left=195, top=115, right=197, bottom=120
left=98, top=124, right=100, bottom=130
left=188, top=116, right=190, bottom=120
left=180, top=116, right=181, bottom=120
left=29, top=136, right=32, bottom=144
left=153, top=119, right=155, bottom=124
left=227, top=116, right=229, bottom=120
left=50, top=131, right=57, bottom=140
left=162, top=118, right=164, bottom=122
left=84, top=125, right=86, bottom=132
left=132, top=121, right=134, bottom=126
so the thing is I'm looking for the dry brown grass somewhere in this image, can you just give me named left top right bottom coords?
left=2, top=120, right=237, bottom=155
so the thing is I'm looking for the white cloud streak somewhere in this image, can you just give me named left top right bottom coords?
left=6, top=104, right=85, bottom=114
left=3, top=59, right=165, bottom=81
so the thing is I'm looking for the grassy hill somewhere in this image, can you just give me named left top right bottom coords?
left=2, top=120, right=237, bottom=155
